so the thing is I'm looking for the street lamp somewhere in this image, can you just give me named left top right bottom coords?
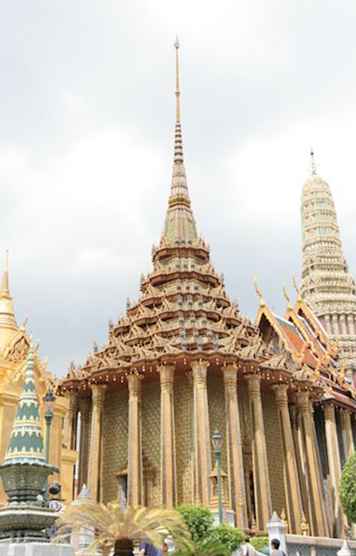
left=43, top=388, right=56, bottom=463
left=212, top=430, right=223, bottom=524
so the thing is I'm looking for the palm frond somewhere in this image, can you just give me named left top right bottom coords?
left=54, top=501, right=192, bottom=553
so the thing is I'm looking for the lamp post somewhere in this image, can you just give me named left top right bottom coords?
left=212, top=430, right=224, bottom=524
left=43, top=388, right=56, bottom=463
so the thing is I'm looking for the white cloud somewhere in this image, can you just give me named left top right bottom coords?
left=1, top=0, right=356, bottom=373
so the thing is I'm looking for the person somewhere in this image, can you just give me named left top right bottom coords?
left=270, top=538, right=286, bottom=556
left=241, top=537, right=257, bottom=556
left=138, top=543, right=161, bottom=556
left=161, top=542, right=169, bottom=554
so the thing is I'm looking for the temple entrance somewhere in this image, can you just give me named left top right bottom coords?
left=114, top=538, right=133, bottom=556
left=116, top=469, right=128, bottom=508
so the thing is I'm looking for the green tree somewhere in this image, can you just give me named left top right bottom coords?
left=250, top=536, right=269, bottom=552
left=176, top=505, right=214, bottom=544
left=207, top=524, right=245, bottom=553
left=341, top=452, right=356, bottom=523
left=175, top=538, right=230, bottom=556
left=176, top=505, right=245, bottom=555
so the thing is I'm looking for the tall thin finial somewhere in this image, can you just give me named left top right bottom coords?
left=1, top=250, right=9, bottom=293
left=175, top=36, right=181, bottom=123
left=310, top=148, right=317, bottom=176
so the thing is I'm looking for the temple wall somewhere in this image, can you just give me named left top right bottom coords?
left=208, top=372, right=228, bottom=475
left=262, top=389, right=286, bottom=515
left=102, top=388, right=129, bottom=503
left=141, top=381, right=161, bottom=506
left=174, top=374, right=194, bottom=504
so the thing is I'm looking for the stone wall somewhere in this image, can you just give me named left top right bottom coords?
left=286, top=534, right=356, bottom=556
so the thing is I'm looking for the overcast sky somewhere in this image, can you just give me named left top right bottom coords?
left=1, top=0, right=356, bottom=375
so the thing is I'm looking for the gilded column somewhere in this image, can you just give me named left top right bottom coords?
left=246, top=375, right=272, bottom=531
left=324, top=403, right=347, bottom=536
left=192, top=360, right=211, bottom=506
left=341, top=409, right=354, bottom=460
left=272, top=384, right=303, bottom=534
left=223, top=365, right=248, bottom=529
left=159, top=364, right=176, bottom=508
left=78, top=397, right=91, bottom=489
left=127, top=374, right=143, bottom=506
left=295, top=392, right=329, bottom=536
left=87, top=385, right=106, bottom=501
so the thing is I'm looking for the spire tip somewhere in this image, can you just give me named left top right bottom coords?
left=174, top=37, right=181, bottom=123
left=1, top=250, right=9, bottom=294
left=310, top=147, right=317, bottom=176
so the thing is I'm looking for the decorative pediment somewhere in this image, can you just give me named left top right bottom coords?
left=262, top=349, right=300, bottom=373
left=239, top=335, right=271, bottom=361
left=4, top=333, right=29, bottom=364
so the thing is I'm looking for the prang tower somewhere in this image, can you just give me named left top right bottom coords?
left=301, top=151, right=356, bottom=366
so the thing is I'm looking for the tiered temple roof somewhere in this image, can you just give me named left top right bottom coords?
left=256, top=287, right=355, bottom=408
left=60, top=45, right=354, bottom=408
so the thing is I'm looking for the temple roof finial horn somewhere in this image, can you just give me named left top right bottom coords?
left=292, top=275, right=303, bottom=303
left=253, top=277, right=266, bottom=308
left=283, top=287, right=293, bottom=310
left=310, top=147, right=317, bottom=177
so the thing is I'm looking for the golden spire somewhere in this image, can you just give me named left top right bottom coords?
left=175, top=36, right=181, bottom=123
left=162, top=39, right=198, bottom=244
left=1, top=250, right=9, bottom=293
left=173, top=37, right=184, bottom=165
left=0, top=252, right=18, bottom=352
left=310, top=147, right=317, bottom=176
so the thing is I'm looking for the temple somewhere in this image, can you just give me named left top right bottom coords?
left=60, top=44, right=356, bottom=538
left=301, top=151, right=356, bottom=369
left=0, top=256, right=76, bottom=504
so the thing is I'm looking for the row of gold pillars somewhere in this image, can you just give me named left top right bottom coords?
left=68, top=369, right=354, bottom=536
